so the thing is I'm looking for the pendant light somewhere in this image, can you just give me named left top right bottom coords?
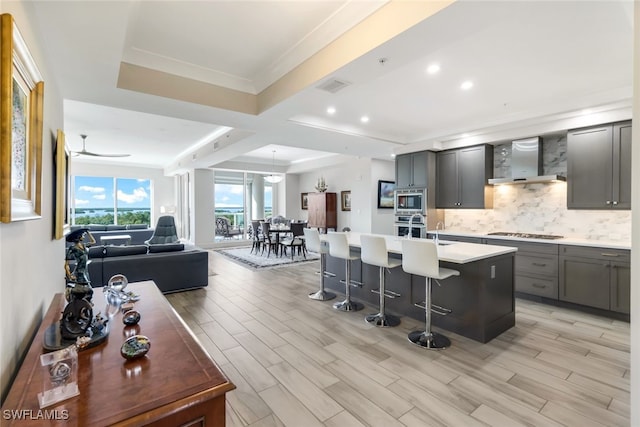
left=264, top=150, right=283, bottom=183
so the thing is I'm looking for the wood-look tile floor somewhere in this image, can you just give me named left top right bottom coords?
left=166, top=252, right=630, bottom=427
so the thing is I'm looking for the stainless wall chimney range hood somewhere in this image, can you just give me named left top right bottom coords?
left=488, top=136, right=566, bottom=185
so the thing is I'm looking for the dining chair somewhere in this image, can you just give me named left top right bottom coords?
left=260, top=222, right=279, bottom=258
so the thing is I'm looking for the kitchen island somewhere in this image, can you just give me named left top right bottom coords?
left=321, top=233, right=517, bottom=343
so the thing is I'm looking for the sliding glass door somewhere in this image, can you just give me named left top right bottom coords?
left=213, top=171, right=273, bottom=242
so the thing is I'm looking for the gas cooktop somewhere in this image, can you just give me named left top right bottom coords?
left=487, top=232, right=564, bottom=240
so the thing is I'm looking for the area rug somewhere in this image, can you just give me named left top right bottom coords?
left=214, top=247, right=319, bottom=270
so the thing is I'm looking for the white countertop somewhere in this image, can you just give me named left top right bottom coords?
left=322, top=232, right=517, bottom=264
left=428, top=230, right=631, bottom=250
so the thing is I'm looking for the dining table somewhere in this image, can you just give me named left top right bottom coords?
left=263, top=224, right=291, bottom=256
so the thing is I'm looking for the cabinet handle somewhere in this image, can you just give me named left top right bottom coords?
left=606, top=201, right=612, bottom=205
left=601, top=253, right=620, bottom=257
left=532, top=283, right=546, bottom=289
left=532, top=263, right=547, bottom=267
left=612, top=201, right=618, bottom=205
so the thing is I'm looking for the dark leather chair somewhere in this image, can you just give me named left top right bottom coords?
left=145, top=216, right=180, bottom=244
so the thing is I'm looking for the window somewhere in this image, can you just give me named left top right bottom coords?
left=72, top=176, right=151, bottom=226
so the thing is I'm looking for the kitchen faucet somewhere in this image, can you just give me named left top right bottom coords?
left=407, top=214, right=423, bottom=239
left=434, top=221, right=445, bottom=245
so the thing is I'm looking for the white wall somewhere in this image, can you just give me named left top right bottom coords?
left=0, top=2, right=65, bottom=401
left=293, top=157, right=395, bottom=234
left=70, top=162, right=175, bottom=226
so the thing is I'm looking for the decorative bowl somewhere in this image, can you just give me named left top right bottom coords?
left=122, top=310, right=141, bottom=326
left=120, top=335, right=150, bottom=360
left=107, top=274, right=128, bottom=292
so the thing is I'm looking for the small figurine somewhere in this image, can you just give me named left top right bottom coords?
left=91, top=312, right=109, bottom=334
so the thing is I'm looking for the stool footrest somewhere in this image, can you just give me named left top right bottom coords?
left=314, top=271, right=333, bottom=278
left=371, top=289, right=401, bottom=299
left=339, top=279, right=362, bottom=288
left=431, top=304, right=452, bottom=315
left=413, top=302, right=452, bottom=316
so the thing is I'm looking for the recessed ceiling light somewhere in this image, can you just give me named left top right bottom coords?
left=360, top=116, right=369, bottom=123
left=327, top=106, right=336, bottom=115
left=460, top=81, right=473, bottom=90
left=426, top=64, right=440, bottom=74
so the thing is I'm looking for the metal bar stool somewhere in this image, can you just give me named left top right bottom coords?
left=401, top=239, right=459, bottom=349
left=360, top=235, right=401, bottom=327
left=303, top=228, right=336, bottom=301
left=325, top=232, right=363, bottom=312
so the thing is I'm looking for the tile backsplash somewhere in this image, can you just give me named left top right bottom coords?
left=443, top=137, right=631, bottom=242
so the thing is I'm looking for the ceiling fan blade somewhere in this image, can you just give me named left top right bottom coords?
left=74, top=134, right=131, bottom=157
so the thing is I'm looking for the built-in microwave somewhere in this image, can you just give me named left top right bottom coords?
left=394, top=189, right=426, bottom=214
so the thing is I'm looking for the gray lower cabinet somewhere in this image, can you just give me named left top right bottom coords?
left=427, top=233, right=484, bottom=244
left=567, top=121, right=632, bottom=209
left=559, top=245, right=630, bottom=313
left=487, top=239, right=558, bottom=299
left=436, top=145, right=493, bottom=208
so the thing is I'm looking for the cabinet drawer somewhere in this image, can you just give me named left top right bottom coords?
left=488, top=239, right=558, bottom=255
left=516, top=274, right=558, bottom=299
left=516, top=253, right=558, bottom=276
left=560, top=245, right=630, bottom=262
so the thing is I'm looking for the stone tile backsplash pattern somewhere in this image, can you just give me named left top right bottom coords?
left=444, top=137, right=631, bottom=242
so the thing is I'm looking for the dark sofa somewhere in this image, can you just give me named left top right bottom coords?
left=83, top=243, right=209, bottom=293
left=68, top=224, right=154, bottom=246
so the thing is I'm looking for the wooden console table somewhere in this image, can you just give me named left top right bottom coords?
left=1, top=281, right=235, bottom=426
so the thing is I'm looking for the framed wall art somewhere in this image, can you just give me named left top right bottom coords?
left=377, top=180, right=395, bottom=209
left=54, top=129, right=70, bottom=239
left=300, top=192, right=308, bottom=210
left=0, top=14, right=45, bottom=223
left=341, top=190, right=351, bottom=211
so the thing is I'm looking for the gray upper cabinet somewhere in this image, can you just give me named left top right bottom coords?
left=395, top=151, right=429, bottom=188
left=436, top=145, right=493, bottom=208
left=567, top=121, right=632, bottom=209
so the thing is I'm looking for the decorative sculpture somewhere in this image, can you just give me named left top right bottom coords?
left=43, top=228, right=109, bottom=351
left=61, top=228, right=97, bottom=340
left=315, top=176, right=328, bottom=192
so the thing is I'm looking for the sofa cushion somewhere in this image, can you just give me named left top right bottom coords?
left=127, top=224, right=149, bottom=230
left=148, top=243, right=184, bottom=253
left=105, top=224, right=127, bottom=231
left=104, top=245, right=148, bottom=257
left=88, top=246, right=107, bottom=258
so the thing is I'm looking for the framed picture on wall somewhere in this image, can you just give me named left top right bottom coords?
left=301, top=192, right=308, bottom=210
left=54, top=129, right=70, bottom=239
left=0, top=14, right=45, bottom=223
left=341, top=191, right=351, bottom=211
left=377, top=180, right=395, bottom=209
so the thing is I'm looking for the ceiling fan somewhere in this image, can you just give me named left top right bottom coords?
left=71, top=134, right=131, bottom=158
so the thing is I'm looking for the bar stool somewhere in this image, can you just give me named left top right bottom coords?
left=401, top=239, right=459, bottom=349
left=360, top=235, right=401, bottom=327
left=325, top=232, right=364, bottom=312
left=303, top=228, right=336, bottom=301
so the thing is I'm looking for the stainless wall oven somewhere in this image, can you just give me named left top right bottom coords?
left=394, top=214, right=426, bottom=238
